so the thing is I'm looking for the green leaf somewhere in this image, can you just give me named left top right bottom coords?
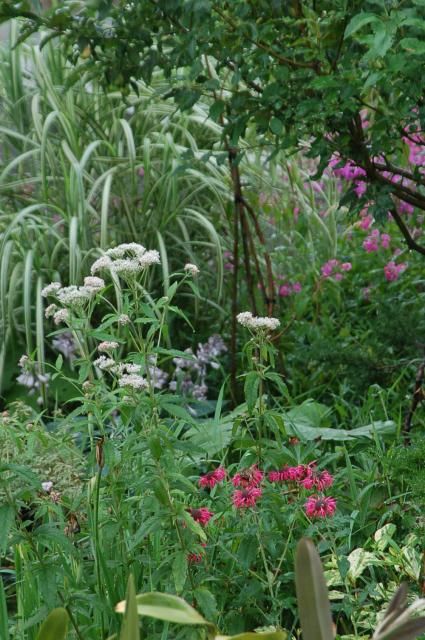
left=194, top=587, right=218, bottom=621
left=116, top=592, right=210, bottom=627
left=400, top=38, right=425, bottom=55
left=172, top=551, right=188, bottom=593
left=0, top=579, right=9, bottom=640
left=344, top=12, right=379, bottom=38
left=55, top=354, right=63, bottom=371
left=270, top=117, right=283, bottom=135
left=36, top=608, right=68, bottom=640
left=244, top=371, right=259, bottom=414
left=295, top=539, right=334, bottom=640
left=0, top=505, right=14, bottom=555
left=209, top=100, right=226, bottom=122
left=120, top=575, right=139, bottom=640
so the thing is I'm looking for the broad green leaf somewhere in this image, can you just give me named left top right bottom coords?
left=295, top=539, right=334, bottom=640
left=116, top=592, right=210, bottom=627
left=347, top=548, right=380, bottom=583
left=35, top=608, right=68, bottom=640
left=374, top=524, right=397, bottom=551
left=400, top=38, right=425, bottom=55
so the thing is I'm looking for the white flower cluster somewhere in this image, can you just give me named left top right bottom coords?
left=42, top=279, right=105, bottom=311
left=92, top=355, right=149, bottom=391
left=41, top=282, right=62, bottom=297
left=237, top=311, right=281, bottom=332
left=184, top=263, right=200, bottom=277
left=90, top=244, right=160, bottom=278
left=98, top=341, right=119, bottom=353
left=84, top=276, right=105, bottom=292
left=53, top=309, right=70, bottom=325
left=118, top=374, right=148, bottom=390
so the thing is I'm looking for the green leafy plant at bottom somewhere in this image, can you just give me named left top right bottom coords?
left=32, top=539, right=425, bottom=640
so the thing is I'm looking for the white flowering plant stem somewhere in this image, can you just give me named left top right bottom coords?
left=237, top=311, right=287, bottom=461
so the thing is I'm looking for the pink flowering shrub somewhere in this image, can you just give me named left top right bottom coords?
left=321, top=259, right=352, bottom=280
left=384, top=261, right=408, bottom=282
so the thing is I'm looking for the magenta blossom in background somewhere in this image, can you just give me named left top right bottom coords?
left=305, top=496, right=337, bottom=518
left=278, top=281, right=302, bottom=297
left=232, top=487, right=262, bottom=508
left=321, top=259, right=351, bottom=281
left=384, top=261, right=407, bottom=282
left=232, top=465, right=263, bottom=488
left=381, top=233, right=391, bottom=249
left=279, top=284, right=292, bottom=297
left=321, top=259, right=339, bottom=278
left=199, top=467, right=226, bottom=489
left=354, top=180, right=367, bottom=198
left=187, top=507, right=213, bottom=527
left=399, top=200, right=414, bottom=215
left=359, top=213, right=373, bottom=230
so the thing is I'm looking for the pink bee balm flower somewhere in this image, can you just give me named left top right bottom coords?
left=232, top=487, right=262, bottom=508
left=305, top=496, right=337, bottom=518
left=268, top=470, right=284, bottom=483
left=187, top=507, right=213, bottom=527
left=199, top=467, right=226, bottom=489
left=188, top=542, right=207, bottom=564
left=341, top=262, right=352, bottom=271
left=301, top=470, right=334, bottom=491
left=287, top=464, right=313, bottom=482
left=334, top=272, right=343, bottom=281
left=232, top=465, right=263, bottom=488
left=292, top=282, right=302, bottom=293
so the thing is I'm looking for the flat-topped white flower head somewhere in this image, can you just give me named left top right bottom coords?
left=98, top=341, right=119, bottom=353
left=118, top=374, right=148, bottom=390
left=93, top=355, right=116, bottom=371
left=184, top=263, right=200, bottom=276
left=53, top=309, right=70, bottom=325
left=91, top=246, right=160, bottom=279
left=84, top=276, right=105, bottom=292
left=237, top=311, right=280, bottom=332
left=106, top=243, right=146, bottom=259
left=41, top=282, right=62, bottom=298
left=91, top=255, right=113, bottom=275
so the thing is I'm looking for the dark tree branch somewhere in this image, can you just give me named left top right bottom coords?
left=403, top=352, right=425, bottom=441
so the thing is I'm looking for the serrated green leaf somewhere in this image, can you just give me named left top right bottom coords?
left=172, top=551, right=188, bottom=593
left=344, top=12, right=379, bottom=38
